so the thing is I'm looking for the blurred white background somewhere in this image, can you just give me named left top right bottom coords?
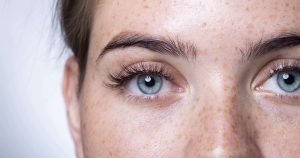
left=0, top=0, right=74, bottom=157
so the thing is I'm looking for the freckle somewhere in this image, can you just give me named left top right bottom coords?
left=247, top=115, right=251, bottom=120
left=216, top=107, right=222, bottom=112
left=202, top=22, right=207, bottom=27
left=144, top=4, right=149, bottom=8
left=226, top=75, right=234, bottom=81
left=268, top=14, right=277, bottom=20
left=214, top=57, right=219, bottom=63
left=231, top=123, right=238, bottom=134
left=82, top=123, right=86, bottom=129
left=198, top=106, right=206, bottom=117
left=246, top=23, right=254, bottom=30
left=218, top=45, right=224, bottom=49
left=84, top=104, right=91, bottom=111
left=253, top=129, right=259, bottom=139
left=191, top=105, right=196, bottom=111
left=245, top=7, right=250, bottom=11
left=204, top=126, right=208, bottom=133
left=177, top=134, right=183, bottom=139
left=201, top=48, right=208, bottom=55
left=109, top=151, right=113, bottom=156
left=151, top=15, right=156, bottom=22
left=285, top=2, right=290, bottom=7
left=198, top=110, right=202, bottom=118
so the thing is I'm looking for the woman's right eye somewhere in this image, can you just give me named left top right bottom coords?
left=136, top=75, right=163, bottom=94
left=127, top=74, right=178, bottom=96
left=105, top=61, right=186, bottom=105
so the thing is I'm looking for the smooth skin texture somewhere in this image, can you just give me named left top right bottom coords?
left=64, top=0, right=300, bottom=157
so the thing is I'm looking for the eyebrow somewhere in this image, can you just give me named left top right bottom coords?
left=242, top=32, right=300, bottom=61
left=97, top=32, right=300, bottom=62
left=97, top=32, right=197, bottom=61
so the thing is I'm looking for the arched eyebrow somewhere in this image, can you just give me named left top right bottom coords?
left=242, top=32, right=300, bottom=61
left=96, top=32, right=197, bottom=62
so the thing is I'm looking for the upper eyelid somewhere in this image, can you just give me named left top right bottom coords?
left=105, top=62, right=174, bottom=88
left=115, top=62, right=171, bottom=79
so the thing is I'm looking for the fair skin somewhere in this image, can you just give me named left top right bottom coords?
left=64, top=0, right=300, bottom=157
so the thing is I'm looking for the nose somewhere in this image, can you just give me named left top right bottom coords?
left=184, top=86, right=263, bottom=158
left=204, top=106, right=262, bottom=158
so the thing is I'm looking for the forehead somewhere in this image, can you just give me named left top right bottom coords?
left=91, top=0, right=300, bottom=58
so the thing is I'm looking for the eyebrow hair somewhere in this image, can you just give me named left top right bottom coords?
left=97, top=32, right=197, bottom=61
left=97, top=32, right=300, bottom=63
left=242, top=32, right=300, bottom=61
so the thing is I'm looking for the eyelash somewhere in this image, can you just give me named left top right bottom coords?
left=105, top=62, right=174, bottom=89
left=265, top=60, right=300, bottom=79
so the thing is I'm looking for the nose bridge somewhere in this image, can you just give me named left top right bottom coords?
left=209, top=83, right=248, bottom=156
left=212, top=100, right=249, bottom=156
left=186, top=72, right=262, bottom=157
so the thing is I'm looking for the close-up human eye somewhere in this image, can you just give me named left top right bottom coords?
left=253, top=59, right=300, bottom=105
left=105, top=61, right=185, bottom=105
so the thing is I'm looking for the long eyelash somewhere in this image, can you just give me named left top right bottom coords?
left=266, top=60, right=300, bottom=78
left=105, top=62, right=173, bottom=89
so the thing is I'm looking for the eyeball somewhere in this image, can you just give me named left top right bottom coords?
left=260, top=70, right=300, bottom=93
left=277, top=70, right=300, bottom=92
left=126, top=74, right=176, bottom=95
left=137, top=75, right=163, bottom=94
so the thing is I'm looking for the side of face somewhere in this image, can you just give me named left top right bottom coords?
left=64, top=0, right=300, bottom=157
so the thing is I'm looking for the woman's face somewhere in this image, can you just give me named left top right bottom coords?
left=64, top=0, right=300, bottom=157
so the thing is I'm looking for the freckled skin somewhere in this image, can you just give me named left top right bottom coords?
left=63, top=0, right=300, bottom=158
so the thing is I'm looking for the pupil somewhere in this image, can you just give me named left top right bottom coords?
left=283, top=73, right=295, bottom=85
left=144, top=76, right=155, bottom=87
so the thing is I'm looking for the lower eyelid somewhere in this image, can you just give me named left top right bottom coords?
left=122, top=92, right=183, bottom=107
left=256, top=91, right=300, bottom=106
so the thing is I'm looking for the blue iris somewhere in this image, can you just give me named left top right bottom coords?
left=277, top=70, right=300, bottom=92
left=137, top=75, right=163, bottom=94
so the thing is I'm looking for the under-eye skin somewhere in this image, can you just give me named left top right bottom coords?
left=104, top=61, right=185, bottom=106
left=253, top=58, right=300, bottom=105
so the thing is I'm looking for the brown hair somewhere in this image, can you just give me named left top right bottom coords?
left=58, top=0, right=95, bottom=85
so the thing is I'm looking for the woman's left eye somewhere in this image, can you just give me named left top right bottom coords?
left=259, top=69, right=300, bottom=94
left=127, top=74, right=175, bottom=95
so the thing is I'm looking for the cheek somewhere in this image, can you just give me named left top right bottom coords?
left=250, top=102, right=300, bottom=157
left=79, top=90, right=190, bottom=157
